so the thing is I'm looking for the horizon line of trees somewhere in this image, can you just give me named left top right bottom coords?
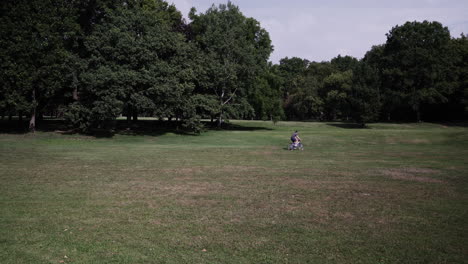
left=278, top=21, right=468, bottom=125
left=1, top=0, right=467, bottom=134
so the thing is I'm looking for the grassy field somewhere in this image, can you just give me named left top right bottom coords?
left=0, top=121, right=467, bottom=263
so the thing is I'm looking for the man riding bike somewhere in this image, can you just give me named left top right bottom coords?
left=288, top=130, right=303, bottom=151
left=291, top=130, right=301, bottom=144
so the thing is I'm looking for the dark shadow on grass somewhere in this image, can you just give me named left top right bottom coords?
left=109, top=120, right=272, bottom=136
left=0, top=119, right=70, bottom=133
left=326, top=123, right=369, bottom=129
left=0, top=120, right=29, bottom=134
left=0, top=119, right=181, bottom=137
left=1, top=118, right=278, bottom=137
left=433, top=122, right=468, bottom=127
left=114, top=120, right=196, bottom=137
left=215, top=122, right=273, bottom=131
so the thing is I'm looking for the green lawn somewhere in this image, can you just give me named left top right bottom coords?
left=1, top=121, right=467, bottom=263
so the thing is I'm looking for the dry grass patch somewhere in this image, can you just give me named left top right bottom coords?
left=159, top=165, right=267, bottom=176
left=385, top=137, right=430, bottom=144
left=377, top=167, right=443, bottom=183
left=159, top=167, right=205, bottom=175
left=249, top=150, right=275, bottom=155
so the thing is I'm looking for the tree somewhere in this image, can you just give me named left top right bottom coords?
left=284, top=61, right=334, bottom=121
left=330, top=55, right=381, bottom=125
left=276, top=57, right=311, bottom=120
left=189, top=1, right=273, bottom=127
left=248, top=63, right=285, bottom=122
left=331, top=55, right=359, bottom=72
left=381, top=20, right=454, bottom=122
left=277, top=57, right=310, bottom=99
left=321, top=70, right=353, bottom=120
left=0, top=0, right=80, bottom=131
left=441, top=34, right=468, bottom=120
left=67, top=0, right=200, bottom=132
left=348, top=61, right=381, bottom=126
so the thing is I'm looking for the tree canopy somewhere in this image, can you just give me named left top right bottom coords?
left=1, top=0, right=466, bottom=134
left=188, top=2, right=273, bottom=126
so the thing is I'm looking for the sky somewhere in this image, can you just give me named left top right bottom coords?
left=168, top=0, right=468, bottom=63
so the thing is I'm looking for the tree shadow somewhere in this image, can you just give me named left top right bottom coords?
left=0, top=119, right=273, bottom=138
left=0, top=119, right=70, bottom=133
left=326, top=123, right=369, bottom=129
left=433, top=122, right=468, bottom=127
left=0, top=120, right=29, bottom=134
left=214, top=122, right=273, bottom=131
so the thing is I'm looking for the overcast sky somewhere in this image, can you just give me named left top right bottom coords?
left=169, top=0, right=468, bottom=63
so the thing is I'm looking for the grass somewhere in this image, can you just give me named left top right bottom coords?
left=0, top=120, right=467, bottom=263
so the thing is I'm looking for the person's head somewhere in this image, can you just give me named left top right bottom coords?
left=295, top=130, right=298, bottom=133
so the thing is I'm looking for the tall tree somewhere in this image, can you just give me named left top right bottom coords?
left=321, top=70, right=353, bottom=120
left=276, top=57, right=310, bottom=120
left=330, top=55, right=381, bottom=125
left=381, top=20, right=454, bottom=122
left=248, top=63, right=285, bottom=122
left=189, top=1, right=273, bottom=127
left=67, top=0, right=199, bottom=132
left=444, top=34, right=468, bottom=120
left=283, top=61, right=334, bottom=121
left=0, top=0, right=80, bottom=131
left=348, top=61, right=381, bottom=126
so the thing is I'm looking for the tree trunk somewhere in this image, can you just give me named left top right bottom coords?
left=126, top=105, right=132, bottom=125
left=72, top=72, right=79, bottom=101
left=414, top=104, right=421, bottom=122
left=217, top=111, right=223, bottom=128
left=29, top=90, right=36, bottom=133
left=132, top=110, right=138, bottom=123
left=72, top=88, right=79, bottom=101
left=29, top=112, right=36, bottom=132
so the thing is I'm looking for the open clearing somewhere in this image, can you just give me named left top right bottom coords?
left=0, top=121, right=467, bottom=263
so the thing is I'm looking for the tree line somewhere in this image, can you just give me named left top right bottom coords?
left=278, top=21, right=468, bottom=125
left=1, top=0, right=467, bottom=133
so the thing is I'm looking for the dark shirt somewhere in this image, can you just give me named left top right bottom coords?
left=291, top=132, right=298, bottom=141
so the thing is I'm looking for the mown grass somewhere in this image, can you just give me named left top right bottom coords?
left=0, top=121, right=467, bottom=263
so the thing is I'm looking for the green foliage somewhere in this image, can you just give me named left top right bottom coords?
left=1, top=0, right=466, bottom=133
left=275, top=55, right=381, bottom=124
left=277, top=57, right=318, bottom=120
left=0, top=0, right=80, bottom=130
left=277, top=57, right=310, bottom=98
left=348, top=62, right=381, bottom=125
left=248, top=64, right=285, bottom=122
left=68, top=0, right=200, bottom=132
left=447, top=34, right=468, bottom=119
left=189, top=1, right=273, bottom=127
left=322, top=70, right=352, bottom=120
left=381, top=21, right=454, bottom=121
